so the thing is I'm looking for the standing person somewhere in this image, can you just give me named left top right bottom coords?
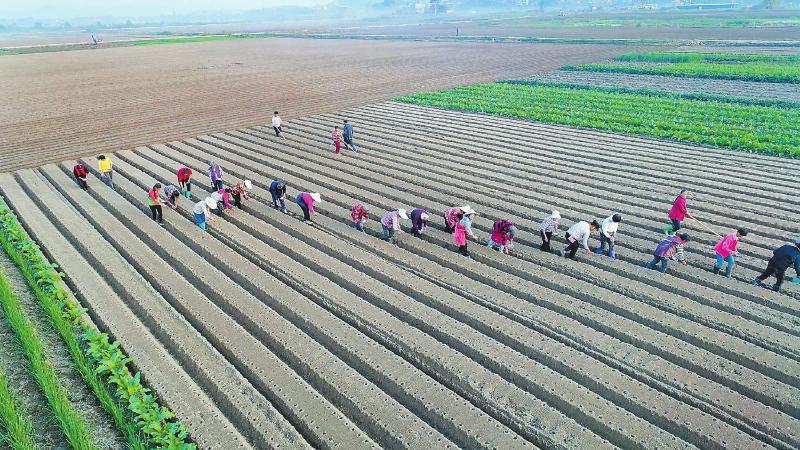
left=272, top=111, right=284, bottom=138
left=564, top=220, right=600, bottom=260
left=538, top=210, right=561, bottom=253
left=752, top=237, right=800, bottom=292
left=147, top=183, right=163, bottom=224
left=454, top=206, right=479, bottom=257
left=163, top=184, right=181, bottom=209
left=595, top=214, right=623, bottom=259
left=381, top=209, right=408, bottom=243
left=208, top=161, right=224, bottom=191
left=296, top=192, right=321, bottom=223
left=646, top=233, right=690, bottom=273
left=230, top=180, right=252, bottom=209
left=667, top=189, right=694, bottom=235
left=351, top=203, right=370, bottom=232
left=73, top=162, right=89, bottom=190
left=713, top=228, right=749, bottom=278
left=332, top=126, right=343, bottom=155
left=193, top=197, right=217, bottom=231
left=97, top=154, right=114, bottom=189
left=410, top=208, right=429, bottom=237
left=177, top=166, right=193, bottom=198
left=487, top=219, right=517, bottom=254
left=342, top=120, right=357, bottom=151
left=269, top=180, right=288, bottom=213
left=443, top=205, right=466, bottom=234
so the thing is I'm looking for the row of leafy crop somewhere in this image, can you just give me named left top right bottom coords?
left=613, top=51, right=800, bottom=64
left=0, top=197, right=195, bottom=449
left=563, top=61, right=800, bottom=84
left=394, top=82, right=800, bottom=156
left=503, top=79, right=800, bottom=109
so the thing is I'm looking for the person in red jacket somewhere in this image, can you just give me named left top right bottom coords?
left=666, top=189, right=694, bottom=235
left=351, top=203, right=369, bottom=232
left=73, top=162, right=89, bottom=190
left=713, top=228, right=748, bottom=278
left=176, top=166, right=193, bottom=198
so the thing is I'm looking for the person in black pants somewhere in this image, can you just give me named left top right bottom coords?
left=538, top=210, right=561, bottom=253
left=73, top=162, right=89, bottom=190
left=753, top=237, right=800, bottom=292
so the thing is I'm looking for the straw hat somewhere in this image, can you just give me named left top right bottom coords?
left=459, top=205, right=471, bottom=212
left=205, top=197, right=217, bottom=209
left=551, top=210, right=561, bottom=219
left=461, top=206, right=478, bottom=216
left=398, top=209, right=408, bottom=220
left=244, top=180, right=253, bottom=190
left=310, top=192, right=322, bottom=203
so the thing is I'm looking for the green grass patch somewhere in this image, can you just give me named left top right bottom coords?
left=0, top=198, right=194, bottom=449
left=564, top=61, right=800, bottom=83
left=0, top=365, right=38, bottom=449
left=0, top=255, right=96, bottom=449
left=395, top=82, right=799, bottom=156
left=121, top=33, right=267, bottom=47
left=614, top=51, right=800, bottom=64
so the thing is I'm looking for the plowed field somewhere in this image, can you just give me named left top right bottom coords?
left=1, top=102, right=797, bottom=448
left=0, top=37, right=642, bottom=173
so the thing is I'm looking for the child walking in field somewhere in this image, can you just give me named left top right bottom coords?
left=713, top=228, right=748, bottom=278
left=454, top=206, right=479, bottom=257
left=177, top=166, right=193, bottom=198
left=97, top=154, right=114, bottom=189
left=272, top=111, right=284, bottom=138
left=646, top=233, right=689, bottom=273
left=147, top=183, right=163, bottom=224
left=351, top=203, right=370, bottom=232
left=332, top=126, right=343, bottom=154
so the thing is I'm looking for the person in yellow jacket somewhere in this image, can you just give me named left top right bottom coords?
left=97, top=154, right=114, bottom=190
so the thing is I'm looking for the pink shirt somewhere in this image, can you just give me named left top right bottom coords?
left=301, top=193, right=315, bottom=214
left=714, top=233, right=739, bottom=258
left=668, top=195, right=687, bottom=221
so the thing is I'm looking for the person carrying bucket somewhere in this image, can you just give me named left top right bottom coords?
left=193, top=197, right=217, bottom=231
left=381, top=209, right=408, bottom=243
left=454, top=206, right=479, bottom=257
left=646, top=233, right=689, bottom=273
left=296, top=192, right=321, bottom=223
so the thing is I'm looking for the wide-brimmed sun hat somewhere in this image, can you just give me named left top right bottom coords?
left=310, top=192, right=321, bottom=203
left=244, top=180, right=253, bottom=190
left=551, top=210, right=561, bottom=219
left=461, top=206, right=478, bottom=216
left=205, top=197, right=217, bottom=209
left=398, top=209, right=409, bottom=220
left=420, top=212, right=429, bottom=221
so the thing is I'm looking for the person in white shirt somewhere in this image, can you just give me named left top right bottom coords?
left=564, top=220, right=600, bottom=260
left=595, top=214, right=623, bottom=259
left=193, top=197, right=217, bottom=231
left=272, top=111, right=284, bottom=138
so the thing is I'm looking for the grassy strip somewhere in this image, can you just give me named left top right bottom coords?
left=564, top=61, right=800, bottom=84
left=0, top=248, right=96, bottom=448
left=503, top=79, right=800, bottom=109
left=614, top=51, right=800, bottom=64
left=395, top=82, right=799, bottom=156
left=0, top=366, right=38, bottom=449
left=0, top=198, right=194, bottom=449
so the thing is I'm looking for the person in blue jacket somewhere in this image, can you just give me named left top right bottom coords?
left=752, top=237, right=800, bottom=292
left=269, top=180, right=288, bottom=213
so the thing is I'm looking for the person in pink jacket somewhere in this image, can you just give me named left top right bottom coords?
left=667, top=189, right=694, bottom=234
left=713, top=228, right=748, bottom=278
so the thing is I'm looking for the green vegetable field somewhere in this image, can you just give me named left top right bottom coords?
left=395, top=82, right=800, bottom=156
left=614, top=52, right=800, bottom=64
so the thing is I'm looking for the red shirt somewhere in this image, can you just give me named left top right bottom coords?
left=73, top=164, right=87, bottom=178
left=668, top=195, right=687, bottom=221
left=177, top=167, right=193, bottom=182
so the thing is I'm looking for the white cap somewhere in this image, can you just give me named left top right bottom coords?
left=420, top=213, right=429, bottom=221
left=461, top=206, right=478, bottom=216
left=310, top=192, right=321, bottom=203
left=244, top=180, right=253, bottom=190
left=205, top=197, right=217, bottom=209
left=551, top=210, right=561, bottom=219
left=398, top=209, right=408, bottom=220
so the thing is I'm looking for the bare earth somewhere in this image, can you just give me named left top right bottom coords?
left=0, top=37, right=649, bottom=172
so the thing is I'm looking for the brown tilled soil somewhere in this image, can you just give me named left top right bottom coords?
left=1, top=103, right=798, bottom=449
left=0, top=37, right=649, bottom=172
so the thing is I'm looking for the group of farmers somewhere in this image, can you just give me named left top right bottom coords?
left=70, top=126, right=797, bottom=294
